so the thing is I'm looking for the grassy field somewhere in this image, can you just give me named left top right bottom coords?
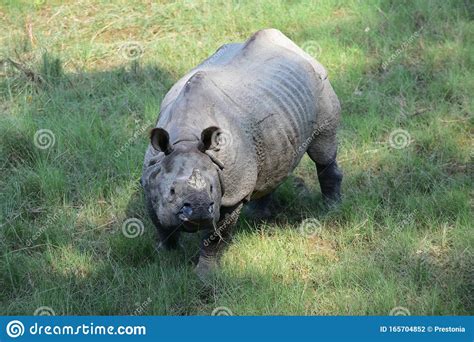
left=0, top=0, right=472, bottom=315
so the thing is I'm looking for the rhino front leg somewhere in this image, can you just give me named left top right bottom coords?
left=195, top=202, right=243, bottom=278
left=147, top=200, right=181, bottom=251
left=156, top=227, right=181, bottom=251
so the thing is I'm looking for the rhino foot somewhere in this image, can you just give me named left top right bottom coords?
left=155, top=227, right=182, bottom=252
left=194, top=256, right=218, bottom=281
left=154, top=240, right=184, bottom=253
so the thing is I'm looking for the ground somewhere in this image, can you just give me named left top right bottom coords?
left=0, top=0, right=472, bottom=315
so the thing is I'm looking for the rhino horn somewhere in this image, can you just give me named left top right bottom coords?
left=187, top=168, right=207, bottom=190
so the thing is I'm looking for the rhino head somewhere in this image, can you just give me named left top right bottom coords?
left=145, top=126, right=223, bottom=233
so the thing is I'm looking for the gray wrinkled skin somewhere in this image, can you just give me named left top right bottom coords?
left=142, top=29, right=342, bottom=277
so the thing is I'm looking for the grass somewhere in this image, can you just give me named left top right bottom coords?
left=0, top=0, right=472, bottom=315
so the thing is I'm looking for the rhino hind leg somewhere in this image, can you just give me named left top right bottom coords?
left=315, top=159, right=343, bottom=203
left=306, top=133, right=343, bottom=204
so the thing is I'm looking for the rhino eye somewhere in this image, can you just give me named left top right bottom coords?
left=210, top=185, right=213, bottom=193
left=170, top=187, right=175, bottom=195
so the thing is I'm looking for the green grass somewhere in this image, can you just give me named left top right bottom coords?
left=0, top=0, right=472, bottom=315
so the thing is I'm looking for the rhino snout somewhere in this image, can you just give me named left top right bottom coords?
left=177, top=199, right=215, bottom=230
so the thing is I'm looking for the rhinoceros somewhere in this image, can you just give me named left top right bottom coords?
left=141, top=29, right=342, bottom=276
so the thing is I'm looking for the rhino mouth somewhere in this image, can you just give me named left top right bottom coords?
left=180, top=218, right=213, bottom=232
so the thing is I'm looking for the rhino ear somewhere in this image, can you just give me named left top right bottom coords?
left=199, top=126, right=220, bottom=151
left=150, top=128, right=173, bottom=155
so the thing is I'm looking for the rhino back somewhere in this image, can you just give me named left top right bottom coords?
left=202, top=30, right=324, bottom=196
left=147, top=29, right=328, bottom=203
